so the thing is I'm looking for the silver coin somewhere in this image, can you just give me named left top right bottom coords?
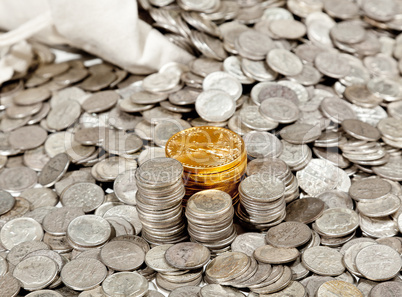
left=259, top=97, right=300, bottom=124
left=61, top=258, right=107, bottom=291
left=38, top=153, right=70, bottom=187
left=61, top=182, right=105, bottom=213
left=0, top=190, right=15, bottom=215
left=203, top=71, right=242, bottom=101
left=0, top=217, right=44, bottom=250
left=240, top=106, right=278, bottom=131
left=43, top=207, right=85, bottom=236
left=165, top=242, right=211, bottom=270
left=315, top=208, right=359, bottom=238
left=20, top=188, right=58, bottom=210
left=46, top=100, right=81, bottom=131
left=114, top=170, right=138, bottom=205
left=0, top=274, right=20, bottom=297
left=196, top=90, right=236, bottom=122
left=100, top=240, right=145, bottom=271
left=13, top=255, right=58, bottom=290
left=302, top=246, right=345, bottom=276
left=231, top=233, right=266, bottom=257
left=267, top=49, right=303, bottom=76
left=102, top=271, right=148, bottom=297
left=355, top=244, right=402, bottom=281
left=0, top=166, right=37, bottom=193
left=67, top=215, right=111, bottom=248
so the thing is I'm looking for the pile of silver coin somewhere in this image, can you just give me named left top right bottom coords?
left=1, top=0, right=402, bottom=296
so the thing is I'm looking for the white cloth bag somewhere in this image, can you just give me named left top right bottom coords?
left=0, top=0, right=194, bottom=74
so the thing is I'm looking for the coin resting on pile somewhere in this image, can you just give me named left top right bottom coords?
left=2, top=0, right=402, bottom=296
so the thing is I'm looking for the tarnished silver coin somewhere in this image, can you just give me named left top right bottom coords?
left=8, top=125, right=48, bottom=150
left=165, top=242, right=210, bottom=270
left=0, top=274, right=20, bottom=297
left=0, top=190, right=15, bottom=215
left=266, top=221, right=312, bottom=248
left=349, top=177, right=392, bottom=201
left=38, top=153, right=70, bottom=187
left=316, top=280, right=363, bottom=297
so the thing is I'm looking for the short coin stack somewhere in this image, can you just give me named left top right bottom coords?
left=166, top=126, right=246, bottom=203
left=145, top=243, right=206, bottom=292
left=237, top=174, right=286, bottom=230
left=185, top=189, right=236, bottom=255
left=135, top=157, right=187, bottom=245
left=246, top=157, right=299, bottom=203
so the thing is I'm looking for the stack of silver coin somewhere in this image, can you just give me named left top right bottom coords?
left=185, top=189, right=236, bottom=255
left=237, top=174, right=286, bottom=230
left=247, top=157, right=299, bottom=203
left=135, top=157, right=188, bottom=245
left=145, top=243, right=204, bottom=292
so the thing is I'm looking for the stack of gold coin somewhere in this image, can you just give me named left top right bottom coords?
left=165, top=126, right=246, bottom=203
left=185, top=190, right=236, bottom=255
left=135, top=157, right=188, bottom=245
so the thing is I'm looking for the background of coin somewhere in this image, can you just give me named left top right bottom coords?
left=1, top=0, right=402, bottom=295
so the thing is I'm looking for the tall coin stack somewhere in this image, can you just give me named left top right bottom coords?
left=166, top=126, right=247, bottom=204
left=185, top=190, right=236, bottom=255
left=135, top=157, right=187, bottom=245
left=246, top=157, right=299, bottom=203
left=237, top=174, right=286, bottom=230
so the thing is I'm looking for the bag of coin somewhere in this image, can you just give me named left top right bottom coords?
left=0, top=0, right=194, bottom=83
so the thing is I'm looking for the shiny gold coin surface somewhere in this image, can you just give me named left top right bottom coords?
left=166, top=126, right=245, bottom=174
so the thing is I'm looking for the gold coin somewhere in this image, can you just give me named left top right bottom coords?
left=166, top=126, right=245, bottom=174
